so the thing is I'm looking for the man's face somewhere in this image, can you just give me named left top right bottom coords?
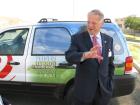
left=87, top=14, right=103, bottom=35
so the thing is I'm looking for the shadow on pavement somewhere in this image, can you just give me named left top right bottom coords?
left=2, top=93, right=65, bottom=105
left=109, top=98, right=120, bottom=105
left=131, top=77, right=140, bottom=105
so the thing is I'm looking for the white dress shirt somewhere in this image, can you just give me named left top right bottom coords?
left=90, top=32, right=102, bottom=52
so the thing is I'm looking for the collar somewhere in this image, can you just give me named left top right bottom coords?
left=89, top=32, right=101, bottom=39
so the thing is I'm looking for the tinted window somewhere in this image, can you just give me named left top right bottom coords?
left=0, top=29, right=29, bottom=55
left=101, top=28, right=124, bottom=55
left=32, top=27, right=71, bottom=55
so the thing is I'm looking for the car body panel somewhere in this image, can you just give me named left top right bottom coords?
left=0, top=26, right=32, bottom=82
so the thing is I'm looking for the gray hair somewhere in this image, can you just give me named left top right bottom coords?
left=88, top=9, right=104, bottom=21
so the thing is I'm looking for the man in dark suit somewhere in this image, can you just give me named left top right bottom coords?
left=65, top=9, right=115, bottom=105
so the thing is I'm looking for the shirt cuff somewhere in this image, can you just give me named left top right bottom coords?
left=80, top=52, right=86, bottom=62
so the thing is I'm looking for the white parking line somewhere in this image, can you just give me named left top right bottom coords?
left=0, top=96, right=4, bottom=105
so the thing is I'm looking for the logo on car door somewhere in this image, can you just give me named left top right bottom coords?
left=0, top=55, right=13, bottom=78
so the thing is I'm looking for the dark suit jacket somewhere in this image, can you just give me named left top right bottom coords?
left=65, top=31, right=115, bottom=103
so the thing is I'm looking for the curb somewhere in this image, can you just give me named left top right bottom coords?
left=134, top=60, right=140, bottom=72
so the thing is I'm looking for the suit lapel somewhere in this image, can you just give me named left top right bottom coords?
left=101, top=33, right=107, bottom=59
left=83, top=31, right=93, bottom=50
left=82, top=32, right=107, bottom=59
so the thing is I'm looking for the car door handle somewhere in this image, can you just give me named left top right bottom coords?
left=8, top=61, right=20, bottom=65
left=58, top=63, right=74, bottom=68
left=59, top=63, right=73, bottom=66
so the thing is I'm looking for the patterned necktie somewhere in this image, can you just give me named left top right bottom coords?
left=92, top=36, right=102, bottom=63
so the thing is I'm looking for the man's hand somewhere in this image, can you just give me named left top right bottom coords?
left=83, top=45, right=103, bottom=60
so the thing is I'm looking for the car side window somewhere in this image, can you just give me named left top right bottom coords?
left=0, top=29, right=29, bottom=55
left=32, top=27, right=71, bottom=55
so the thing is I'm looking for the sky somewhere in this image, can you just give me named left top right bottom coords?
left=0, top=0, right=140, bottom=23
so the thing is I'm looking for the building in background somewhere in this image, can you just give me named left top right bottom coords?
left=115, top=15, right=136, bottom=30
left=115, top=18, right=125, bottom=29
left=0, top=16, right=23, bottom=29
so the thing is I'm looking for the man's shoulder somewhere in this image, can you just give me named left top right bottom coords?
left=101, top=32, right=113, bottom=41
left=72, top=31, right=89, bottom=39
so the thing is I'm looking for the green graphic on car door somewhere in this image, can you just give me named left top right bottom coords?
left=26, top=27, right=73, bottom=83
left=27, top=56, right=75, bottom=84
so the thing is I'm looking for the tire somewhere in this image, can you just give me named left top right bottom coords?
left=2, top=97, right=11, bottom=105
left=64, top=86, right=74, bottom=105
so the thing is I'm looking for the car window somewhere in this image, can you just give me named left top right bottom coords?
left=32, top=27, right=71, bottom=55
left=101, top=27, right=124, bottom=55
left=0, top=29, right=29, bottom=55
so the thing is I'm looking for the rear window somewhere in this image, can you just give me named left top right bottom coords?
left=101, top=27, right=124, bottom=55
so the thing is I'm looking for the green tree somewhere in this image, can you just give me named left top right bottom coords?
left=125, top=16, right=134, bottom=29
left=125, top=16, right=140, bottom=30
left=134, top=17, right=140, bottom=30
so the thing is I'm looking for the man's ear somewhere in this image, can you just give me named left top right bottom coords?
left=101, top=20, right=104, bottom=26
left=99, top=19, right=104, bottom=28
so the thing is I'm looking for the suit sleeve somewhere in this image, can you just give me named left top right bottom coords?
left=65, top=35, right=84, bottom=64
left=109, top=38, right=115, bottom=80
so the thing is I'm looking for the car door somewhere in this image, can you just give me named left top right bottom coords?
left=26, top=27, right=75, bottom=84
left=0, top=27, right=31, bottom=82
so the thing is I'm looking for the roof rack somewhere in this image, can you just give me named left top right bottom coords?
left=104, top=18, right=111, bottom=23
left=38, top=18, right=58, bottom=23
